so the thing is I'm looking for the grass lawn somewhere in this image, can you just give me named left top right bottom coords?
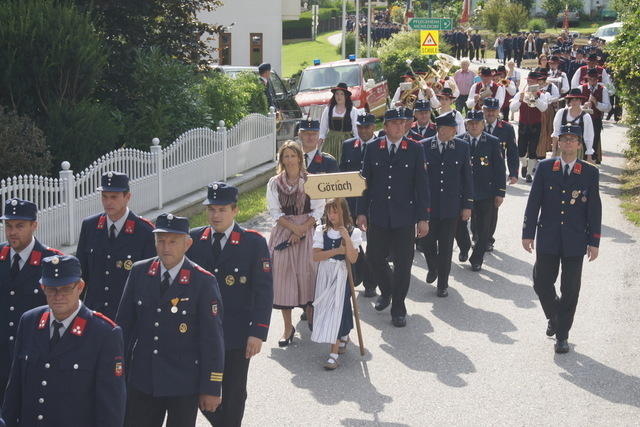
left=621, top=155, right=640, bottom=226
left=189, top=184, right=267, bottom=228
left=543, top=20, right=612, bottom=35
left=282, top=31, right=341, bottom=78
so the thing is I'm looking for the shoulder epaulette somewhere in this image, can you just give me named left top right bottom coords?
left=46, top=247, right=64, bottom=255
left=139, top=217, right=155, bottom=229
left=93, top=311, right=117, bottom=328
left=194, top=264, right=214, bottom=277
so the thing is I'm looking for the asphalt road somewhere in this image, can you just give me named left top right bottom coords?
left=196, top=121, right=640, bottom=426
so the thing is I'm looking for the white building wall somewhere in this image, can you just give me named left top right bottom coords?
left=199, top=0, right=283, bottom=73
left=282, top=0, right=301, bottom=20
left=532, top=0, right=610, bottom=17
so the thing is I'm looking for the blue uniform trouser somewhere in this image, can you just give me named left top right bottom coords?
left=421, top=217, right=458, bottom=290
left=125, top=386, right=198, bottom=427
left=533, top=253, right=584, bottom=341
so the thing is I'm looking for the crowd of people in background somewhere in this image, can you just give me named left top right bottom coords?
left=345, top=10, right=402, bottom=44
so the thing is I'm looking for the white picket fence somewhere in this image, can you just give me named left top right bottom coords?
left=0, top=110, right=277, bottom=248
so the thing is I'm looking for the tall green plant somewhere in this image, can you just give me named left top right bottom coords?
left=0, top=0, right=106, bottom=120
left=0, top=108, right=52, bottom=179
left=501, top=3, right=529, bottom=33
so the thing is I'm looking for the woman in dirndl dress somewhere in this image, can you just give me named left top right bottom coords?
left=319, top=82, right=359, bottom=164
left=267, top=141, right=325, bottom=347
left=536, top=67, right=560, bottom=159
left=311, top=198, right=360, bottom=370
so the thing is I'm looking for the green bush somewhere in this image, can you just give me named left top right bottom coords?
left=337, top=32, right=357, bottom=57
left=45, top=100, right=123, bottom=172
left=0, top=0, right=106, bottom=122
left=123, top=48, right=209, bottom=150
left=528, top=18, right=547, bottom=32
left=283, top=18, right=312, bottom=39
left=234, top=72, right=269, bottom=117
left=501, top=4, right=530, bottom=32
left=0, top=108, right=52, bottom=179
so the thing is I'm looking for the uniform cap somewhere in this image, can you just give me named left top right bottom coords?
left=203, top=182, right=238, bottom=206
left=356, top=113, right=376, bottom=125
left=153, top=213, right=189, bottom=235
left=435, top=111, right=458, bottom=127
left=258, top=63, right=271, bottom=74
left=299, top=120, right=320, bottom=131
left=1, top=198, right=37, bottom=221
left=41, top=255, right=82, bottom=287
left=465, top=110, right=485, bottom=121
left=482, top=98, right=500, bottom=110
left=97, top=171, right=130, bottom=192
left=413, top=100, right=432, bottom=111
left=383, top=108, right=408, bottom=121
left=559, top=124, right=583, bottom=139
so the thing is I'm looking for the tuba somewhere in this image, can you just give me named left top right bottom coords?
left=400, top=59, right=436, bottom=109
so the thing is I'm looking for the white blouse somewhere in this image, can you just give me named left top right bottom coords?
left=266, top=176, right=325, bottom=222
left=319, top=105, right=360, bottom=140
left=312, top=226, right=362, bottom=249
left=551, top=108, right=595, bottom=155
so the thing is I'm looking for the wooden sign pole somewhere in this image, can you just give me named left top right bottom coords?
left=345, top=257, right=365, bottom=356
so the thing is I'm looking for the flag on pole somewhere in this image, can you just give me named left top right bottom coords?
left=460, top=0, right=470, bottom=25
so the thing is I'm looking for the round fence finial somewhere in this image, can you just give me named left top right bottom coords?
left=218, top=120, right=225, bottom=128
left=152, top=137, right=160, bottom=146
left=269, top=106, right=276, bottom=114
left=61, top=161, right=71, bottom=170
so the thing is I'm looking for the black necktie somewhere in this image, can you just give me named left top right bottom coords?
left=389, top=144, right=396, bottom=158
left=50, top=320, right=63, bottom=348
left=419, top=127, right=424, bottom=135
left=304, top=153, right=308, bottom=165
left=212, top=232, right=225, bottom=260
left=486, top=124, right=493, bottom=134
left=10, top=253, right=20, bottom=279
left=440, top=142, right=446, bottom=154
left=563, top=163, right=570, bottom=181
left=109, top=224, right=116, bottom=241
left=160, top=271, right=171, bottom=295
left=471, top=138, right=478, bottom=153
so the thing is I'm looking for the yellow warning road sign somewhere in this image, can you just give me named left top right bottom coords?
left=420, top=30, right=439, bottom=55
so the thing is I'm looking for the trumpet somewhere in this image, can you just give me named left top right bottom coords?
left=500, top=78, right=511, bottom=86
left=581, top=102, right=594, bottom=115
left=524, top=84, right=540, bottom=107
left=479, top=84, right=493, bottom=100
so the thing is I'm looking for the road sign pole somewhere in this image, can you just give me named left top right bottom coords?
left=355, top=0, right=360, bottom=58
left=341, top=0, right=346, bottom=58
left=367, top=0, right=371, bottom=57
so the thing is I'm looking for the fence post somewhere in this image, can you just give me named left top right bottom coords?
left=218, top=121, right=227, bottom=181
left=150, top=138, right=163, bottom=209
left=59, top=161, right=76, bottom=245
left=269, top=106, right=277, bottom=161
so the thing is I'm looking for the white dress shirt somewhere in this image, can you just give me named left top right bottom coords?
left=49, top=302, right=83, bottom=339
left=9, top=237, right=36, bottom=270
left=160, top=257, right=186, bottom=283
left=106, top=208, right=130, bottom=238
left=210, top=222, right=235, bottom=251
left=319, top=105, right=359, bottom=140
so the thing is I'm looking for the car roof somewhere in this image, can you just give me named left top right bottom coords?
left=304, top=58, right=379, bottom=71
left=598, top=22, right=622, bottom=29
left=211, top=65, right=258, bottom=72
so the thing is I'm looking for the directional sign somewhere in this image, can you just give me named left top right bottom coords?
left=408, top=17, right=453, bottom=31
left=420, top=31, right=439, bottom=55
left=304, top=172, right=366, bottom=200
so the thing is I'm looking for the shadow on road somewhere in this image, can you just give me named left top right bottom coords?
left=340, top=417, right=410, bottom=427
left=555, top=350, right=640, bottom=408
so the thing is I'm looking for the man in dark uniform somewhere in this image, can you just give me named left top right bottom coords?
left=341, top=113, right=379, bottom=298
left=258, top=63, right=275, bottom=109
left=77, top=171, right=156, bottom=319
left=483, top=98, right=518, bottom=251
left=523, top=125, right=602, bottom=354
left=417, top=112, right=473, bottom=297
left=514, top=32, right=525, bottom=67
left=2, top=255, right=126, bottom=427
left=410, top=100, right=437, bottom=142
left=300, top=119, right=339, bottom=174
left=456, top=111, right=506, bottom=271
left=0, top=198, right=63, bottom=403
left=356, top=108, right=430, bottom=327
left=116, top=214, right=225, bottom=427
left=187, top=182, right=273, bottom=427
left=504, top=34, right=513, bottom=62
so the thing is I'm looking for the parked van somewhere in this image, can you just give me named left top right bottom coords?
left=293, top=56, right=389, bottom=118
left=593, top=22, right=622, bottom=43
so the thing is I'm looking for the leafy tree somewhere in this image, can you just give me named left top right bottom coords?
left=540, top=0, right=582, bottom=24
left=501, top=3, right=529, bottom=33
left=0, top=108, right=52, bottom=179
left=480, top=0, right=508, bottom=33
left=0, top=0, right=106, bottom=121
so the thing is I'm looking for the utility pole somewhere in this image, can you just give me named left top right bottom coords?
left=367, top=0, right=372, bottom=57
left=355, top=0, right=360, bottom=58
left=341, top=0, right=347, bottom=58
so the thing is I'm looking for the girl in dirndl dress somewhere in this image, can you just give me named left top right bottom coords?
left=311, top=198, right=361, bottom=370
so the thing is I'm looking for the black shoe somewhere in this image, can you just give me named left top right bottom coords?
left=471, top=264, right=482, bottom=272
left=555, top=339, right=570, bottom=354
left=363, top=288, right=378, bottom=297
left=437, top=288, right=448, bottom=297
left=486, top=243, right=494, bottom=252
left=392, top=315, right=406, bottom=327
left=278, top=327, right=295, bottom=347
left=426, top=270, right=438, bottom=284
left=374, top=296, right=391, bottom=311
left=300, top=312, right=307, bottom=321
left=458, top=251, right=469, bottom=262
left=526, top=174, right=533, bottom=183
left=521, top=166, right=527, bottom=177
left=546, top=319, right=556, bottom=337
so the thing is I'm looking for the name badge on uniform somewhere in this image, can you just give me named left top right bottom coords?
left=124, top=260, right=133, bottom=271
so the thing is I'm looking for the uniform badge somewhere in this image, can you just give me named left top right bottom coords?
left=29, top=250, right=42, bottom=266
left=574, top=163, right=582, bottom=174
left=51, top=257, right=60, bottom=265
left=571, top=190, right=580, bottom=199
left=552, top=160, right=561, bottom=172
left=262, top=259, right=271, bottom=272
left=179, top=323, right=188, bottom=333
left=124, top=260, right=133, bottom=271
left=124, top=220, right=136, bottom=234
left=581, top=196, right=587, bottom=202
left=0, top=246, right=9, bottom=261
left=230, top=231, right=241, bottom=245
left=178, top=269, right=191, bottom=284
left=200, top=227, right=211, bottom=240
left=400, top=139, right=408, bottom=150
left=239, top=276, right=247, bottom=284
left=313, top=153, right=323, bottom=163
left=570, top=199, right=576, bottom=205
left=97, top=215, right=106, bottom=230
left=70, top=317, right=87, bottom=336
left=115, top=362, right=123, bottom=377
left=170, top=298, right=179, bottom=313
left=147, top=260, right=160, bottom=276
left=211, top=299, right=219, bottom=317
left=225, top=275, right=235, bottom=286
left=115, top=261, right=123, bottom=269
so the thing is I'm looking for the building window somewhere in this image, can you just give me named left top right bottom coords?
left=219, top=32, right=232, bottom=65
left=250, top=33, right=263, bottom=66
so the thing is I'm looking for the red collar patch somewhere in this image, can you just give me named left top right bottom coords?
left=97, top=215, right=106, bottom=230
left=124, top=220, right=136, bottom=234
left=378, top=139, right=386, bottom=150
left=38, top=311, right=50, bottom=329
left=0, top=246, right=9, bottom=261
left=400, top=139, right=409, bottom=150
left=552, top=160, right=561, bottom=172
left=70, top=317, right=87, bottom=336
left=178, top=269, right=191, bottom=285
left=497, top=121, right=504, bottom=128
left=147, top=260, right=160, bottom=276
left=574, top=162, right=582, bottom=174
left=353, top=139, right=361, bottom=148
left=201, top=227, right=212, bottom=240
left=313, top=153, right=323, bottom=163
left=229, top=231, right=241, bottom=245
left=29, top=250, right=42, bottom=266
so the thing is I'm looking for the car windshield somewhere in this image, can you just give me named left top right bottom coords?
left=298, top=65, right=361, bottom=92
left=595, top=27, right=620, bottom=37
